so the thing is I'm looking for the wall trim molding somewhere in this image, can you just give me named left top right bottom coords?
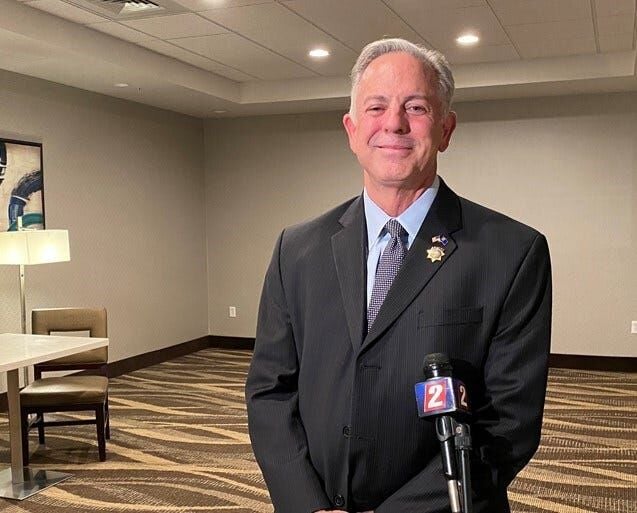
left=0, top=336, right=211, bottom=412
left=2, top=341, right=633, bottom=411
left=549, top=354, right=636, bottom=373
left=105, top=336, right=211, bottom=378
left=209, top=336, right=255, bottom=350
left=204, top=341, right=636, bottom=372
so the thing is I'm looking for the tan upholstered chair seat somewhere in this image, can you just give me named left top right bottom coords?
left=21, top=376, right=108, bottom=407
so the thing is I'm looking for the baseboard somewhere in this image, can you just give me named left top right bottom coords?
left=549, top=354, right=637, bottom=372
left=207, top=341, right=635, bottom=372
left=105, top=336, right=211, bottom=378
left=2, top=342, right=632, bottom=412
left=209, top=336, right=255, bottom=350
left=0, top=336, right=211, bottom=412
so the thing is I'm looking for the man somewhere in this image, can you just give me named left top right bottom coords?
left=246, top=38, right=551, bottom=513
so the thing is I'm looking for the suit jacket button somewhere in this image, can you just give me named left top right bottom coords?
left=342, top=425, right=351, bottom=437
left=334, top=494, right=345, bottom=507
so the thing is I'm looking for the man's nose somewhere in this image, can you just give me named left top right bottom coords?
left=383, top=106, right=409, bottom=133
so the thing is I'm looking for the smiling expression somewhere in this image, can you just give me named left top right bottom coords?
left=343, top=52, right=456, bottom=194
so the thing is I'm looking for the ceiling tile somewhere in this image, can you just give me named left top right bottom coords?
left=598, top=33, right=634, bottom=52
left=382, top=3, right=511, bottom=48
left=488, top=0, right=591, bottom=25
left=517, top=36, right=596, bottom=59
left=87, top=21, right=156, bottom=42
left=138, top=39, right=255, bottom=80
left=169, top=33, right=317, bottom=80
left=442, top=43, right=519, bottom=64
left=121, top=13, right=227, bottom=39
left=593, top=0, right=635, bottom=17
left=171, top=0, right=273, bottom=11
left=386, top=0, right=486, bottom=9
left=507, top=18, right=594, bottom=45
left=25, top=0, right=107, bottom=24
left=199, top=2, right=357, bottom=75
left=282, top=0, right=428, bottom=50
left=596, top=15, right=635, bottom=36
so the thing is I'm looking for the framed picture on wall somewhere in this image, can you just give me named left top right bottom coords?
left=0, top=138, right=45, bottom=231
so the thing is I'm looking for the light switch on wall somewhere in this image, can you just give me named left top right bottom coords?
left=632, top=321, right=637, bottom=334
left=229, top=306, right=237, bottom=318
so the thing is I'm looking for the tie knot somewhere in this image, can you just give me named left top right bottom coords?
left=385, top=219, right=406, bottom=238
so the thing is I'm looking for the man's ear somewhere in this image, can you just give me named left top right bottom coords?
left=438, top=111, right=457, bottom=153
left=343, top=112, right=357, bottom=151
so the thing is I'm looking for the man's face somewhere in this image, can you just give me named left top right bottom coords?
left=343, top=52, right=456, bottom=192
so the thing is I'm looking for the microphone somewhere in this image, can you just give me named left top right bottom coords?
left=414, top=353, right=470, bottom=419
left=414, top=353, right=471, bottom=513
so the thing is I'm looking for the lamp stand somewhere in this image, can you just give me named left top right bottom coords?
left=19, top=262, right=29, bottom=387
left=17, top=217, right=30, bottom=387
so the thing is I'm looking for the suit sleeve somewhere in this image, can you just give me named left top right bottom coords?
left=245, top=231, right=332, bottom=513
left=376, top=233, right=552, bottom=513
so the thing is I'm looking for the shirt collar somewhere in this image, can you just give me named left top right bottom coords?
left=363, top=175, right=440, bottom=249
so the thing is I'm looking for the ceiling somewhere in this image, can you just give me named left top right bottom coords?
left=0, top=0, right=636, bottom=118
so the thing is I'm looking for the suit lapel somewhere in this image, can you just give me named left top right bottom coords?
left=331, top=197, right=367, bottom=350
left=362, top=179, right=463, bottom=349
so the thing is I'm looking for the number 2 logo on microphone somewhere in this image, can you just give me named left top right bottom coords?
left=424, top=379, right=451, bottom=413
left=414, top=377, right=470, bottom=418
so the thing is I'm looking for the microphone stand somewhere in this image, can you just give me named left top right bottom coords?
left=435, top=417, right=461, bottom=513
left=436, top=418, right=473, bottom=513
left=454, top=422, right=473, bottom=513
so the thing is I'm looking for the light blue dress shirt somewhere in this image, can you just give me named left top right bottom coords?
left=363, top=175, right=440, bottom=307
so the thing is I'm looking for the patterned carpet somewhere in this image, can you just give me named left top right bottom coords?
left=0, top=348, right=635, bottom=513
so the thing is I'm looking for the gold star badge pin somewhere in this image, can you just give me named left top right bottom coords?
left=426, top=246, right=445, bottom=263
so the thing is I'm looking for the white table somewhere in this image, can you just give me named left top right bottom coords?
left=0, top=333, right=109, bottom=500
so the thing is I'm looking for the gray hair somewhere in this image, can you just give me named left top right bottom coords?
left=349, top=38, right=455, bottom=116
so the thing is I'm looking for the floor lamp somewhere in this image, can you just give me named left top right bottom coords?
left=0, top=218, right=70, bottom=385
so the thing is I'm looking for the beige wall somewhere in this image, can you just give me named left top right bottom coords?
left=0, top=70, right=209, bottom=391
left=204, top=112, right=360, bottom=338
left=0, top=66, right=633, bottom=382
left=204, top=93, right=637, bottom=357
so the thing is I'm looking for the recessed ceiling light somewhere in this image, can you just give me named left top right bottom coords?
left=213, top=110, right=227, bottom=114
left=456, top=34, right=479, bottom=46
left=114, top=83, right=129, bottom=88
left=309, top=48, right=330, bottom=58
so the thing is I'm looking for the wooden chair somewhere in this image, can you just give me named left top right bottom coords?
left=20, top=307, right=110, bottom=465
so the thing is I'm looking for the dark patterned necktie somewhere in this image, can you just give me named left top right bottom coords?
left=367, top=219, right=407, bottom=330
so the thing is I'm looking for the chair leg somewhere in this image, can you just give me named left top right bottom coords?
left=95, top=405, right=106, bottom=462
left=37, top=411, right=46, bottom=445
left=105, top=395, right=110, bottom=440
left=21, top=410, right=30, bottom=467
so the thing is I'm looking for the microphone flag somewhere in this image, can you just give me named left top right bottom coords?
left=414, top=376, right=470, bottom=418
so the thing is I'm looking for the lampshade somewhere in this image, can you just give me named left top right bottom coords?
left=0, top=229, right=70, bottom=265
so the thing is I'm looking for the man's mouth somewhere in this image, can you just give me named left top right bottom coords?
left=378, top=144, right=412, bottom=150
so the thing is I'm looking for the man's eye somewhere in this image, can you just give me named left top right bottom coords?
left=406, top=105, right=428, bottom=114
left=367, top=105, right=385, bottom=113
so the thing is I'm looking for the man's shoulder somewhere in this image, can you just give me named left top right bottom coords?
left=458, top=195, right=543, bottom=240
left=454, top=195, right=548, bottom=259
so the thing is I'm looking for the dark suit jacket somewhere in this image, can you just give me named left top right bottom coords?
left=245, top=178, right=552, bottom=513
